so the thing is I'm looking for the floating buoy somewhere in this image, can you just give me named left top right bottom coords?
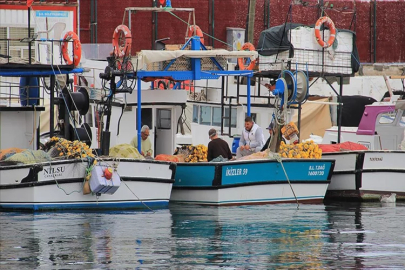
left=104, top=167, right=113, bottom=180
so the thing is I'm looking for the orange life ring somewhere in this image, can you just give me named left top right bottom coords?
left=112, top=25, right=132, bottom=58
left=61, top=31, right=81, bottom=67
left=314, top=16, right=336, bottom=48
left=237, top=42, right=256, bottom=70
left=187, top=25, right=204, bottom=45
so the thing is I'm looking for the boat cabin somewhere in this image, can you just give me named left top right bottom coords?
left=322, top=99, right=405, bottom=150
left=82, top=60, right=188, bottom=156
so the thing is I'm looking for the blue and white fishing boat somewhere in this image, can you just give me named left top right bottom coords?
left=115, top=8, right=336, bottom=205
left=172, top=158, right=335, bottom=205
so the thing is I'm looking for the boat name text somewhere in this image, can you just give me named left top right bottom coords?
left=369, top=157, right=383, bottom=161
left=226, top=167, right=248, bottom=176
left=43, top=166, right=66, bottom=178
left=308, top=164, right=325, bottom=176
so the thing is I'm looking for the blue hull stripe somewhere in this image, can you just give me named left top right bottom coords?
left=174, top=160, right=335, bottom=188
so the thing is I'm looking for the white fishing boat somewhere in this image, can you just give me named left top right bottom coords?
left=322, top=98, right=405, bottom=201
left=0, top=9, right=176, bottom=211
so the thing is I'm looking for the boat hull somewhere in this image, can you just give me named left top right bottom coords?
left=0, top=158, right=175, bottom=211
left=171, top=159, right=335, bottom=205
left=323, top=151, right=405, bottom=201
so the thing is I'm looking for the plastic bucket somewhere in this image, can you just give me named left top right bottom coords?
left=232, top=136, right=240, bottom=154
left=19, top=76, right=39, bottom=106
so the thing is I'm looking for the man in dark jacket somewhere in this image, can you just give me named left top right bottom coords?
left=207, top=128, right=233, bottom=161
left=261, top=122, right=274, bottom=151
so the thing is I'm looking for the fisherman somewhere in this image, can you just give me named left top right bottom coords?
left=207, top=128, right=233, bottom=161
left=236, top=116, right=265, bottom=158
left=261, top=122, right=274, bottom=151
left=130, top=125, right=153, bottom=157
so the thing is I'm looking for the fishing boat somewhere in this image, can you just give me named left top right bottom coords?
left=0, top=7, right=176, bottom=211
left=78, top=5, right=334, bottom=206
left=172, top=158, right=334, bottom=205
left=322, top=97, right=405, bottom=201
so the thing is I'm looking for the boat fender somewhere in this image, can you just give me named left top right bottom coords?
left=237, top=42, right=256, bottom=70
left=61, top=31, right=82, bottom=67
left=112, top=25, right=132, bottom=58
left=314, top=16, right=336, bottom=48
left=187, top=25, right=204, bottom=45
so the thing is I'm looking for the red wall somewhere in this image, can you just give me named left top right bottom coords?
left=79, top=0, right=405, bottom=63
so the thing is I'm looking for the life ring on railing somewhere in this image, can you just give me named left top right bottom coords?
left=314, top=16, right=336, bottom=48
left=187, top=25, right=204, bottom=45
left=61, top=31, right=81, bottom=67
left=157, top=80, right=168, bottom=90
left=237, top=42, right=256, bottom=70
left=112, top=25, right=132, bottom=58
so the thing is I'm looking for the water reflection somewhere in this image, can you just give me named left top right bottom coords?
left=322, top=202, right=405, bottom=269
left=0, top=202, right=404, bottom=268
left=170, top=204, right=328, bottom=269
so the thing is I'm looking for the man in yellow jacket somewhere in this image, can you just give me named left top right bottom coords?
left=130, top=125, right=153, bottom=157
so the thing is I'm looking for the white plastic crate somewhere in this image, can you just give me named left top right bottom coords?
left=89, top=166, right=121, bottom=195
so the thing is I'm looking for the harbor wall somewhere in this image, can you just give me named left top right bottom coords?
left=78, top=0, right=405, bottom=63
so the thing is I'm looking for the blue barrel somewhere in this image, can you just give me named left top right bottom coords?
left=19, top=77, right=39, bottom=106
left=232, top=137, right=240, bottom=154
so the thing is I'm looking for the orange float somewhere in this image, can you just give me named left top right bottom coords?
left=61, top=31, right=81, bottom=67
left=314, top=16, right=336, bottom=48
left=237, top=42, right=256, bottom=70
left=112, top=25, right=132, bottom=58
left=103, top=167, right=113, bottom=180
left=187, top=25, right=204, bottom=45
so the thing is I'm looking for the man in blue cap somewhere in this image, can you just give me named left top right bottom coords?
left=261, top=121, right=274, bottom=151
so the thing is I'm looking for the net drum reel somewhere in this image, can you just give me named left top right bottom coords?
left=272, top=70, right=309, bottom=107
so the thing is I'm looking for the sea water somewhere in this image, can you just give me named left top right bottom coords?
left=1, top=202, right=405, bottom=269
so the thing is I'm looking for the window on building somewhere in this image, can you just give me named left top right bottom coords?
left=212, top=107, right=222, bottom=126
left=192, top=105, right=199, bottom=123
left=200, top=106, right=211, bottom=125
left=157, top=109, right=171, bottom=129
left=225, top=108, right=237, bottom=128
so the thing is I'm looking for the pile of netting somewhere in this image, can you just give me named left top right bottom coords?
left=42, top=137, right=95, bottom=159
left=278, top=140, right=322, bottom=159
left=109, top=144, right=144, bottom=159
left=174, top=144, right=208, bottom=163
left=1, top=148, right=51, bottom=164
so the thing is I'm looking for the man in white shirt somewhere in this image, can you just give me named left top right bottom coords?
left=236, top=116, right=265, bottom=158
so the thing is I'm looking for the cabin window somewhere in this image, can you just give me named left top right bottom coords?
left=225, top=108, right=237, bottom=128
left=157, top=109, right=171, bottom=129
left=136, top=108, right=153, bottom=129
left=245, top=112, right=257, bottom=123
left=192, top=105, right=199, bottom=123
left=378, top=112, right=396, bottom=124
left=200, top=106, right=211, bottom=125
left=212, top=107, right=222, bottom=126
